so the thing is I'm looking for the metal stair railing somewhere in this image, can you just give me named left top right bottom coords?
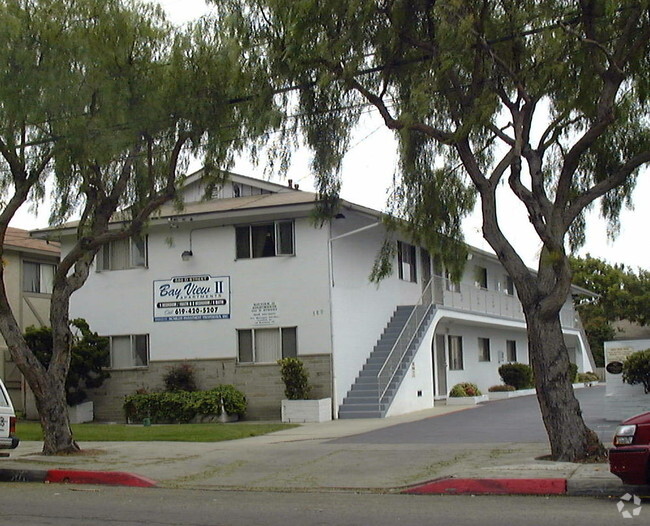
left=377, top=278, right=434, bottom=405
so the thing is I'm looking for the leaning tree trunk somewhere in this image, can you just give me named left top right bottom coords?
left=31, top=372, right=79, bottom=455
left=525, top=309, right=604, bottom=461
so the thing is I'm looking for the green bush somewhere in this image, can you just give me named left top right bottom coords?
left=277, top=357, right=311, bottom=400
left=576, top=371, right=600, bottom=383
left=568, top=362, right=579, bottom=383
left=449, top=382, right=482, bottom=397
left=622, top=349, right=650, bottom=393
left=498, top=363, right=534, bottom=390
left=488, top=384, right=517, bottom=392
left=164, top=363, right=197, bottom=392
left=123, top=384, right=247, bottom=423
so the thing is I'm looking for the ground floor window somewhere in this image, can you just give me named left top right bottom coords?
left=237, top=327, right=297, bottom=363
left=23, top=261, right=56, bottom=294
left=506, top=340, right=517, bottom=362
left=448, top=335, right=463, bottom=370
left=478, top=337, right=491, bottom=362
left=108, top=334, right=149, bottom=369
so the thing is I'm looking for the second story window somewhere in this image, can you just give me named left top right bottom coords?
left=397, top=241, right=417, bottom=283
left=97, top=235, right=147, bottom=271
left=503, top=275, right=515, bottom=295
left=23, top=261, right=56, bottom=294
left=236, top=220, right=294, bottom=259
left=475, top=265, right=488, bottom=289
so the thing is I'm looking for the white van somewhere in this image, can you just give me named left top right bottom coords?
left=0, top=378, right=19, bottom=451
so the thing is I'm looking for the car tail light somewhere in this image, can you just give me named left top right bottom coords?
left=614, top=424, right=637, bottom=446
left=9, top=416, right=15, bottom=435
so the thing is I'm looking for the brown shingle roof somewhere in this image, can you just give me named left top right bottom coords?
left=4, top=226, right=60, bottom=255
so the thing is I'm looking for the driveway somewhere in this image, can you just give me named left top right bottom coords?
left=330, top=385, right=618, bottom=445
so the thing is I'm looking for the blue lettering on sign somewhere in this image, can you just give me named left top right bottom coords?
left=158, top=281, right=223, bottom=298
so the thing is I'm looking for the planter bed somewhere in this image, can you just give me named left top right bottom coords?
left=446, top=394, right=489, bottom=406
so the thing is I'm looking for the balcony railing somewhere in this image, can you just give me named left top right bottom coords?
left=437, top=276, right=577, bottom=329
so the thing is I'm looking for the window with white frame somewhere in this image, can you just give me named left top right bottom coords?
left=97, top=235, right=147, bottom=271
left=397, top=241, right=417, bottom=283
left=235, top=221, right=294, bottom=259
left=478, top=337, right=491, bottom=362
left=448, top=335, right=464, bottom=370
left=108, top=334, right=149, bottom=369
left=506, top=340, right=517, bottom=362
left=23, top=261, right=56, bottom=294
left=237, top=327, right=297, bottom=363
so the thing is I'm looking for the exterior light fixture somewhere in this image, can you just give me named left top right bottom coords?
left=181, top=250, right=193, bottom=261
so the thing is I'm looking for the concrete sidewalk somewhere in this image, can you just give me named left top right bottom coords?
left=0, top=405, right=645, bottom=497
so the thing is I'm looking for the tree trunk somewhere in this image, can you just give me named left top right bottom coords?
left=32, top=374, right=79, bottom=455
left=525, top=309, right=605, bottom=461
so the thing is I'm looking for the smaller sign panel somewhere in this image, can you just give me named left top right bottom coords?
left=250, top=301, right=279, bottom=326
left=154, top=275, right=230, bottom=322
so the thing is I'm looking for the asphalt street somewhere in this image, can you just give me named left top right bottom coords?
left=331, top=386, right=619, bottom=445
left=0, top=484, right=632, bottom=526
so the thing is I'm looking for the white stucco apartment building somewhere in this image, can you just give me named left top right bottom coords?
left=34, top=172, right=596, bottom=421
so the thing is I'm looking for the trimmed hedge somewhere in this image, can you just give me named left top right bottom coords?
left=488, top=384, right=517, bottom=392
left=498, top=363, right=534, bottom=390
left=123, top=385, right=247, bottom=424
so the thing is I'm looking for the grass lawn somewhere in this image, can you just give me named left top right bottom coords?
left=17, top=421, right=298, bottom=442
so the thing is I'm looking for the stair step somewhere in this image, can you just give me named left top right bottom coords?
left=339, top=411, right=383, bottom=419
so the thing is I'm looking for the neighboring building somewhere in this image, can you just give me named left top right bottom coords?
left=33, top=172, right=596, bottom=421
left=1, top=227, right=60, bottom=411
left=604, top=338, right=650, bottom=421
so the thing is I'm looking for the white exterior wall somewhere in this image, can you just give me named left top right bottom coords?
left=329, top=213, right=425, bottom=410
left=68, top=216, right=333, bottom=363
left=385, top=322, right=436, bottom=417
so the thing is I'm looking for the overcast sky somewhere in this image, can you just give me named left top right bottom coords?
left=10, top=0, right=649, bottom=272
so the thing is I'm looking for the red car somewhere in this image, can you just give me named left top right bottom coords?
left=609, top=411, right=650, bottom=485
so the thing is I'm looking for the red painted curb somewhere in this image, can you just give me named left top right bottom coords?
left=403, top=477, right=567, bottom=495
left=45, top=470, right=157, bottom=488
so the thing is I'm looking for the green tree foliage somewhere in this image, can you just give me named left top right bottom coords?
left=215, top=0, right=650, bottom=461
left=571, top=255, right=650, bottom=366
left=0, top=0, right=280, bottom=454
left=23, top=319, right=110, bottom=407
left=622, top=349, right=650, bottom=393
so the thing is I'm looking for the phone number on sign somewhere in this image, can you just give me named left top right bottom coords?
left=174, top=306, right=220, bottom=315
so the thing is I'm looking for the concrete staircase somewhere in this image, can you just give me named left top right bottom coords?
left=338, top=305, right=434, bottom=419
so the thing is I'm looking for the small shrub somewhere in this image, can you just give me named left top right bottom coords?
left=123, top=384, right=247, bottom=423
left=576, top=371, right=600, bottom=383
left=449, top=382, right=482, bottom=397
left=163, top=363, right=197, bottom=392
left=568, top=362, right=579, bottom=383
left=488, top=384, right=516, bottom=392
left=277, top=357, right=311, bottom=400
left=498, top=363, right=533, bottom=390
left=622, top=349, right=650, bottom=393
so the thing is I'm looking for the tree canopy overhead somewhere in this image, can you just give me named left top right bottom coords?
left=216, top=0, right=650, bottom=461
left=0, top=0, right=281, bottom=454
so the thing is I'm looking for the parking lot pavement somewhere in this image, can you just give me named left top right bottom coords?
left=330, top=385, right=618, bottom=445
